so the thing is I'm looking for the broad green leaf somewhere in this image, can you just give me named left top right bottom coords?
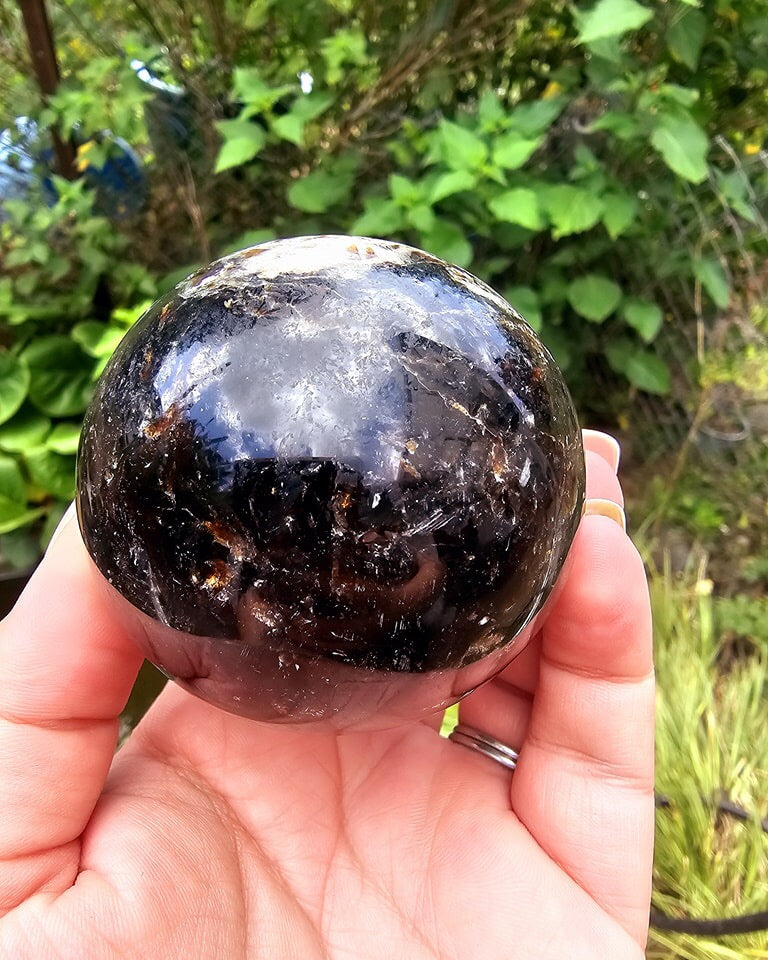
left=321, top=27, right=368, bottom=85
left=606, top=339, right=669, bottom=392
left=389, top=174, right=420, bottom=205
left=439, top=121, right=487, bottom=171
left=492, top=133, right=542, bottom=170
left=271, top=93, right=334, bottom=145
left=602, top=191, right=638, bottom=238
left=667, top=8, right=706, bottom=70
left=488, top=189, right=543, bottom=231
left=21, top=336, right=94, bottom=418
left=46, top=422, right=82, bottom=455
left=0, top=407, right=50, bottom=453
left=287, top=170, right=353, bottom=213
left=622, top=298, right=663, bottom=342
left=503, top=286, right=542, bottom=332
left=429, top=170, right=477, bottom=204
left=0, top=353, right=30, bottom=426
left=0, top=527, right=42, bottom=568
left=291, top=91, right=335, bottom=122
left=477, top=90, right=505, bottom=129
left=420, top=220, right=472, bottom=267
left=567, top=274, right=622, bottom=322
left=540, top=185, right=604, bottom=238
left=24, top=449, right=77, bottom=501
left=0, top=496, right=44, bottom=535
left=589, top=111, right=639, bottom=140
left=232, top=68, right=291, bottom=111
left=71, top=322, right=125, bottom=358
left=0, top=454, right=25, bottom=505
left=351, top=197, right=405, bottom=236
left=650, top=115, right=708, bottom=183
left=658, top=84, right=699, bottom=108
left=508, top=97, right=566, bottom=137
left=406, top=204, right=436, bottom=233
left=694, top=257, right=730, bottom=309
left=271, top=114, right=305, bottom=146
left=575, top=0, right=653, bottom=44
left=214, top=122, right=266, bottom=173
left=625, top=351, right=670, bottom=393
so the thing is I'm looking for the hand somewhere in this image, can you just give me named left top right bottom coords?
left=0, top=431, right=653, bottom=959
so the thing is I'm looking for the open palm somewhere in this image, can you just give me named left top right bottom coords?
left=0, top=436, right=653, bottom=960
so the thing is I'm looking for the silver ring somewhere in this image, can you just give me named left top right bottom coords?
left=448, top=723, right=519, bottom=771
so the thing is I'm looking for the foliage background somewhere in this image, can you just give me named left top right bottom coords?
left=1, top=1, right=767, bottom=955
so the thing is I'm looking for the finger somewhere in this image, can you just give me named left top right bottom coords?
left=457, top=433, right=624, bottom=747
left=511, top=516, right=654, bottom=947
left=0, top=506, right=143, bottom=913
left=582, top=429, right=621, bottom=474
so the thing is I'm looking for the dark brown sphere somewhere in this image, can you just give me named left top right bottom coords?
left=77, top=236, right=585, bottom=729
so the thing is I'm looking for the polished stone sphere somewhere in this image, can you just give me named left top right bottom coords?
left=77, top=236, right=585, bottom=729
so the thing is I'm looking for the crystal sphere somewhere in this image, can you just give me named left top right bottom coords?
left=77, top=236, right=585, bottom=729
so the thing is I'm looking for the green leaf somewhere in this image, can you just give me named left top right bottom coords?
left=650, top=115, right=708, bottom=183
left=429, top=170, right=477, bottom=204
left=214, top=122, right=267, bottom=173
left=694, top=257, right=730, bottom=309
left=602, top=191, right=638, bottom=238
left=0, top=527, right=42, bottom=568
left=0, top=497, right=44, bottom=535
left=667, top=8, right=706, bottom=70
left=0, top=353, right=30, bottom=426
left=21, top=336, right=94, bottom=418
left=292, top=91, right=335, bottom=122
left=508, top=97, right=567, bottom=137
left=24, top=449, right=77, bottom=501
left=287, top=169, right=353, bottom=213
left=0, top=407, right=51, bottom=453
left=46, top=422, right=82, bottom=455
left=605, top=338, right=670, bottom=392
left=389, top=174, right=420, bottom=205
left=589, top=111, right=639, bottom=140
left=270, top=114, right=305, bottom=146
left=477, top=90, right=505, bottom=129
left=407, top=204, right=436, bottom=233
left=420, top=220, right=472, bottom=268
left=232, top=68, right=291, bottom=111
left=622, top=298, right=663, bottom=342
left=0, top=454, right=25, bottom=505
left=488, top=189, right=543, bottom=230
left=439, top=121, right=487, bottom=171
left=575, top=0, right=653, bottom=44
left=492, top=133, right=543, bottom=170
left=71, top=322, right=125, bottom=358
left=509, top=97, right=568, bottom=140
left=540, top=185, right=604, bottom=238
left=351, top=197, right=405, bottom=236
left=625, top=351, right=670, bottom=393
left=567, top=274, right=622, bottom=322
left=502, top=286, right=542, bottom=332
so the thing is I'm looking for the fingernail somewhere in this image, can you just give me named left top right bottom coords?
left=583, top=429, right=621, bottom=474
left=584, top=498, right=626, bottom=532
left=46, top=501, right=77, bottom=553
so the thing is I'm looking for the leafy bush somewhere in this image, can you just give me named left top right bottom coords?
left=1, top=0, right=767, bottom=560
left=0, top=180, right=154, bottom=560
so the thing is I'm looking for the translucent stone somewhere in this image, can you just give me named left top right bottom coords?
left=77, top=236, right=585, bottom=729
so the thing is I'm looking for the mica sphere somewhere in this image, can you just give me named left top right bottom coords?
left=77, top=236, right=585, bottom=729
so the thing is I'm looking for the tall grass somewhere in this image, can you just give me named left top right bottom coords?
left=649, top=556, right=768, bottom=959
